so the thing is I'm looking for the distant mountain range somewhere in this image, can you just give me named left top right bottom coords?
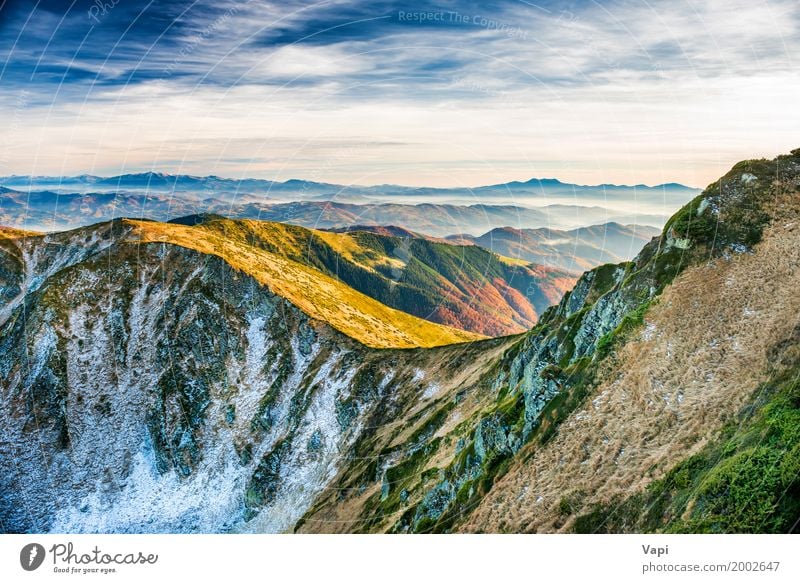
left=388, top=176, right=697, bottom=201
left=0, top=172, right=698, bottom=235
left=0, top=186, right=677, bottom=235
left=0, top=173, right=344, bottom=200
left=0, top=172, right=700, bottom=204
left=448, top=222, right=662, bottom=273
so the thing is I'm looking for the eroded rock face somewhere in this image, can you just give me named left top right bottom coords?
left=391, top=261, right=645, bottom=532
left=0, top=237, right=411, bottom=533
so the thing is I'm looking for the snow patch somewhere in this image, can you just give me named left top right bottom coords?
left=243, top=352, right=360, bottom=533
left=421, top=383, right=441, bottom=400
left=49, top=442, right=245, bottom=533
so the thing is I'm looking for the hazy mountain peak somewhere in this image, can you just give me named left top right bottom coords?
left=525, top=177, right=564, bottom=185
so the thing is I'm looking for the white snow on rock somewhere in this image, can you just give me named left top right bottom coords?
left=421, top=383, right=441, bottom=400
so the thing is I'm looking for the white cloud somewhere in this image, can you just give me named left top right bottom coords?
left=253, top=44, right=371, bottom=78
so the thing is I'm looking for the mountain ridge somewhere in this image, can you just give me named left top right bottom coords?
left=0, top=215, right=577, bottom=341
left=449, top=222, right=661, bottom=273
left=0, top=172, right=699, bottom=192
left=134, top=217, right=576, bottom=337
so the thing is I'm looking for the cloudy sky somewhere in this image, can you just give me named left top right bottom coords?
left=0, top=0, right=797, bottom=187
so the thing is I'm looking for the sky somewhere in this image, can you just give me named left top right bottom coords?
left=0, top=0, right=798, bottom=188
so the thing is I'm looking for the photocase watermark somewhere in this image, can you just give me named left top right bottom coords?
left=451, top=74, right=514, bottom=105
left=18, top=541, right=159, bottom=575
left=396, top=10, right=529, bottom=40
left=19, top=543, right=46, bottom=571
left=88, top=0, right=121, bottom=24
left=161, top=2, right=249, bottom=79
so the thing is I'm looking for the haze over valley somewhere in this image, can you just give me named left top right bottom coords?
left=0, top=172, right=697, bottom=237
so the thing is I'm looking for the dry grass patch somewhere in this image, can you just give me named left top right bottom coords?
left=0, top=226, right=41, bottom=240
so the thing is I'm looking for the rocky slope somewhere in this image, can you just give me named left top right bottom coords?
left=0, top=150, right=798, bottom=533
left=0, top=220, right=511, bottom=532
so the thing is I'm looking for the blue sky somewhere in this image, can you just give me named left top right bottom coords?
left=0, top=0, right=798, bottom=186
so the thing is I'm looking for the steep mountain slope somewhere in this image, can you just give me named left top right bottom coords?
left=461, top=154, right=800, bottom=533
left=0, top=223, right=511, bottom=532
left=295, top=149, right=800, bottom=533
left=0, top=150, right=797, bottom=534
left=450, top=222, right=661, bottom=273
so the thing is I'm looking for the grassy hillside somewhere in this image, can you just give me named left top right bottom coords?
left=127, top=219, right=481, bottom=349
left=154, top=217, right=576, bottom=336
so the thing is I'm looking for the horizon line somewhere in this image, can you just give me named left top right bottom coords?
left=0, top=171, right=702, bottom=191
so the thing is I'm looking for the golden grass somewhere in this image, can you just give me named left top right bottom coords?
left=495, top=253, right=531, bottom=267
left=124, top=219, right=483, bottom=349
left=310, top=228, right=408, bottom=274
left=461, top=192, right=800, bottom=532
left=309, top=229, right=364, bottom=262
left=0, top=226, right=41, bottom=240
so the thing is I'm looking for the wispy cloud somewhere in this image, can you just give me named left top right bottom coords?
left=0, top=0, right=797, bottom=186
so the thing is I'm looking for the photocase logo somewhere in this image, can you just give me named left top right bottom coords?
left=19, top=543, right=46, bottom=571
